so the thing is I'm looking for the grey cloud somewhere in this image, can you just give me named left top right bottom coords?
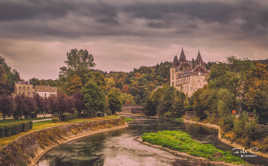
left=0, top=0, right=268, bottom=41
left=0, top=0, right=268, bottom=79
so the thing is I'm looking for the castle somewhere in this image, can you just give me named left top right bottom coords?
left=170, top=49, right=209, bottom=96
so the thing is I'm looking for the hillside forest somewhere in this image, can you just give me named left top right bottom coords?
left=0, top=49, right=268, bottom=152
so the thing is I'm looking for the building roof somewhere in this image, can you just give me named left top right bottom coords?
left=16, top=81, right=32, bottom=85
left=178, top=48, right=186, bottom=62
left=35, top=85, right=57, bottom=93
left=172, top=49, right=208, bottom=73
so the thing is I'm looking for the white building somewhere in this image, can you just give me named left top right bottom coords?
left=35, top=85, right=57, bottom=98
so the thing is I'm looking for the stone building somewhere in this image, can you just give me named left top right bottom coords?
left=13, top=82, right=57, bottom=98
left=14, top=81, right=35, bottom=97
left=170, top=49, right=209, bottom=96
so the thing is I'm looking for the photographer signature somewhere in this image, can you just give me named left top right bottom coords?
left=232, top=147, right=258, bottom=158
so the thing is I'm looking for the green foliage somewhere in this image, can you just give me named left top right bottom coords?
left=82, top=81, right=106, bottom=117
left=0, top=56, right=20, bottom=95
left=144, top=86, right=185, bottom=117
left=142, top=130, right=244, bottom=164
left=106, top=62, right=172, bottom=104
left=190, top=57, right=267, bottom=145
left=232, top=112, right=258, bottom=146
left=123, top=117, right=133, bottom=122
left=29, top=78, right=59, bottom=87
left=59, top=48, right=97, bottom=95
left=0, top=120, right=32, bottom=138
left=108, top=88, right=122, bottom=114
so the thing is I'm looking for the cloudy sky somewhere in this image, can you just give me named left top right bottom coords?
left=1, top=0, right=268, bottom=79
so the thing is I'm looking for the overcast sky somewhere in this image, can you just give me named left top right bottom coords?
left=1, top=0, right=268, bottom=79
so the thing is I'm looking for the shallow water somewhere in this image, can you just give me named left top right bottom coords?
left=36, top=115, right=268, bottom=166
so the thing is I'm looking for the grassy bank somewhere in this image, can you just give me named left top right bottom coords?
left=0, top=115, right=119, bottom=148
left=142, top=130, right=245, bottom=165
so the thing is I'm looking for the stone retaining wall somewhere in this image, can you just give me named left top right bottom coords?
left=0, top=118, right=127, bottom=166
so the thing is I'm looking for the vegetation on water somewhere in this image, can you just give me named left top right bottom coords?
left=142, top=130, right=245, bottom=165
left=123, top=117, right=134, bottom=122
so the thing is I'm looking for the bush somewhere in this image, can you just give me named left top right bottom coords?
left=0, top=120, right=32, bottom=138
left=59, top=113, right=78, bottom=121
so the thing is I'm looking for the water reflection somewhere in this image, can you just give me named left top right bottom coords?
left=36, top=116, right=268, bottom=166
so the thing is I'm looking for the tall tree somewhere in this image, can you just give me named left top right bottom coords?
left=82, top=81, right=106, bottom=117
left=108, top=88, right=122, bottom=114
left=59, top=49, right=96, bottom=95
left=0, top=96, right=13, bottom=119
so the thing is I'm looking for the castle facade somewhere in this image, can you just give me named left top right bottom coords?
left=170, top=49, right=209, bottom=96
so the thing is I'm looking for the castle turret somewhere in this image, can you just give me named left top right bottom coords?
left=196, top=50, right=204, bottom=65
left=178, top=48, right=186, bottom=62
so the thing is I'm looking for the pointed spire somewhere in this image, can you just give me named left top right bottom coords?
left=173, top=55, right=179, bottom=66
left=196, top=50, right=203, bottom=64
left=179, top=48, right=186, bottom=62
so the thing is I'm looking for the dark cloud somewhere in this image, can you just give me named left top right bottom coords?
left=0, top=0, right=268, bottom=79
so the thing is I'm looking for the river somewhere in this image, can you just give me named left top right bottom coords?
left=35, top=114, right=268, bottom=166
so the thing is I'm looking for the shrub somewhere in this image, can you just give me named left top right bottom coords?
left=0, top=120, right=32, bottom=138
left=59, top=113, right=78, bottom=121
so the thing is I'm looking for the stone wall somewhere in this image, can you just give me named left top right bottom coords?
left=0, top=118, right=126, bottom=166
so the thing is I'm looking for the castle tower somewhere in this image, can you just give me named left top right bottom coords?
left=170, top=49, right=209, bottom=97
left=196, top=50, right=204, bottom=65
left=178, top=48, right=186, bottom=62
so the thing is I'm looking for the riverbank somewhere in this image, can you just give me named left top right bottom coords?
left=183, top=118, right=268, bottom=159
left=0, top=117, right=127, bottom=166
left=137, top=136, right=245, bottom=166
left=139, top=130, right=245, bottom=166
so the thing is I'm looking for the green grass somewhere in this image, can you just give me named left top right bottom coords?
left=175, top=118, right=183, bottom=123
left=142, top=130, right=245, bottom=165
left=0, top=115, right=120, bottom=148
left=0, top=120, right=31, bottom=127
left=123, top=117, right=134, bottom=122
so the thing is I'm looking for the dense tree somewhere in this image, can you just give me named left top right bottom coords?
left=72, top=92, right=85, bottom=117
left=144, top=86, right=185, bottom=118
left=108, top=88, right=122, bottom=114
left=0, top=56, right=20, bottom=95
left=29, top=78, right=59, bottom=87
left=0, top=96, right=13, bottom=119
left=82, top=81, right=106, bottom=117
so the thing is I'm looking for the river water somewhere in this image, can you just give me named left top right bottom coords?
left=36, top=115, right=268, bottom=166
